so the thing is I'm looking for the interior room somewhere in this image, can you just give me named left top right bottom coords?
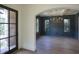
left=36, top=8, right=78, bottom=53
left=0, top=4, right=79, bottom=54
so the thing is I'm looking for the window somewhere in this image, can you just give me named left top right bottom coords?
left=0, top=5, right=18, bottom=54
left=36, top=18, right=39, bottom=32
left=0, top=9, right=8, bottom=38
left=64, top=19, right=70, bottom=32
left=45, top=20, right=49, bottom=32
left=0, top=9, right=9, bottom=53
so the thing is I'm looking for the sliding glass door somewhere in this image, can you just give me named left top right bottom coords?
left=0, top=5, right=18, bottom=54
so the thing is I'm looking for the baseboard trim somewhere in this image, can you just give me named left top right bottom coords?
left=19, top=48, right=37, bottom=53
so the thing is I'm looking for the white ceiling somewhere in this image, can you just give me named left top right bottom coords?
left=38, top=8, right=79, bottom=16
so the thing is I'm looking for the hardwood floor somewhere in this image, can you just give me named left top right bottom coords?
left=15, top=36, right=79, bottom=54
left=36, top=36, right=79, bottom=54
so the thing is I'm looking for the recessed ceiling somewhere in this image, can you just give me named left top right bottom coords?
left=38, top=8, right=79, bottom=16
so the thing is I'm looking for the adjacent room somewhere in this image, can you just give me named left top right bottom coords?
left=0, top=4, right=79, bottom=54
left=36, top=8, right=78, bottom=53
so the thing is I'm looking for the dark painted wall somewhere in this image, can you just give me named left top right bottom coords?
left=36, top=15, right=78, bottom=39
left=46, top=17, right=63, bottom=36
left=39, top=17, right=45, bottom=35
left=75, top=13, right=78, bottom=39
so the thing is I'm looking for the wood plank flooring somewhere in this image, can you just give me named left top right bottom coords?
left=36, top=36, right=79, bottom=54
left=16, top=36, right=79, bottom=54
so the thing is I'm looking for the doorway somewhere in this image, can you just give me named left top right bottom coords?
left=36, top=15, right=78, bottom=53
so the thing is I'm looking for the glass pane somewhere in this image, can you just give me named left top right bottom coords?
left=0, top=8, right=8, bottom=23
left=10, top=36, right=16, bottom=50
left=36, top=19, right=39, bottom=32
left=10, top=11, right=16, bottom=23
left=0, top=24, right=8, bottom=38
left=10, top=24, right=16, bottom=36
left=0, top=39, right=9, bottom=53
left=64, top=19, right=70, bottom=32
left=45, top=20, right=49, bottom=32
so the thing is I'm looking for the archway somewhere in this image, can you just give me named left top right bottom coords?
left=36, top=8, right=79, bottom=53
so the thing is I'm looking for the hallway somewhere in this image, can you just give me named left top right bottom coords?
left=36, top=36, right=79, bottom=54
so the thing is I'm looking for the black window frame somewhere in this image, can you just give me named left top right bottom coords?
left=0, top=4, right=18, bottom=54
